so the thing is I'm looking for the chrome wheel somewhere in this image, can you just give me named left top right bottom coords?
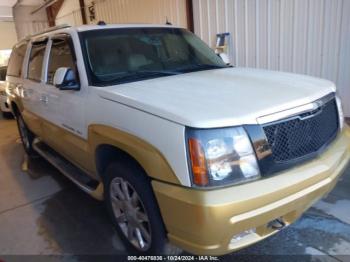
left=18, top=116, right=30, bottom=150
left=110, top=177, right=152, bottom=251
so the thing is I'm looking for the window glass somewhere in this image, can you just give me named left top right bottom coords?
left=0, top=67, right=7, bottom=81
left=81, top=28, right=227, bottom=86
left=7, top=43, right=27, bottom=77
left=47, top=37, right=76, bottom=85
left=28, top=41, right=47, bottom=82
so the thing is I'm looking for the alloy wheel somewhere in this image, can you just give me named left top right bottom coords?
left=110, top=177, right=152, bottom=251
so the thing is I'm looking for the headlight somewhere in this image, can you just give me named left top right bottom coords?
left=336, top=96, right=344, bottom=130
left=187, top=126, right=261, bottom=187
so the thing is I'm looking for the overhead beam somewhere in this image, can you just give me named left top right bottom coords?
left=186, top=0, right=194, bottom=32
left=31, top=0, right=57, bottom=15
left=46, top=0, right=64, bottom=27
left=79, top=0, right=87, bottom=25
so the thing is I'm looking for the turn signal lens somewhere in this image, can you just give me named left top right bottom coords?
left=188, top=138, right=209, bottom=186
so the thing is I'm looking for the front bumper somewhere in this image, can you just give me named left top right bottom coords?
left=152, top=126, right=350, bottom=256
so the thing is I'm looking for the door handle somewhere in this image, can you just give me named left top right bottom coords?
left=40, top=95, right=49, bottom=104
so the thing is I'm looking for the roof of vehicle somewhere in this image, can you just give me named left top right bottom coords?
left=19, top=23, right=182, bottom=42
left=75, top=23, right=181, bottom=32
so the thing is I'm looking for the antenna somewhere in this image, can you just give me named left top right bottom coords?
left=97, top=21, right=106, bottom=26
left=165, top=17, right=172, bottom=25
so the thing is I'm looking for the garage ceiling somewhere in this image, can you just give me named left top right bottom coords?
left=17, top=0, right=47, bottom=5
left=0, top=0, right=17, bottom=7
left=0, top=0, right=15, bottom=21
left=0, top=0, right=45, bottom=21
left=0, top=0, right=47, bottom=7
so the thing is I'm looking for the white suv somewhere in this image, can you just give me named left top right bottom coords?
left=6, top=24, right=350, bottom=255
left=0, top=66, right=12, bottom=118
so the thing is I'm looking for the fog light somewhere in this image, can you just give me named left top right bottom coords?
left=230, top=228, right=257, bottom=244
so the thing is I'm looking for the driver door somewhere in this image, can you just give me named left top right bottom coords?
left=42, top=34, right=88, bottom=170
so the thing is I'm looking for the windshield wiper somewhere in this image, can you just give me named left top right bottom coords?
left=136, top=70, right=182, bottom=75
left=103, top=70, right=182, bottom=84
left=180, top=64, right=228, bottom=73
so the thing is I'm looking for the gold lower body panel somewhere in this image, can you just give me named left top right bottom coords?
left=152, top=127, right=350, bottom=255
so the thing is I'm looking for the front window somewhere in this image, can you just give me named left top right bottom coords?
left=47, top=35, right=77, bottom=85
left=28, top=40, right=47, bottom=82
left=80, top=28, right=228, bottom=86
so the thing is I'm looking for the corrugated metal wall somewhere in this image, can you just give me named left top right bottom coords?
left=56, top=0, right=83, bottom=26
left=91, top=0, right=188, bottom=27
left=193, top=0, right=350, bottom=116
left=55, top=0, right=188, bottom=28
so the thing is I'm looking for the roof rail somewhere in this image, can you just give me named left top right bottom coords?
left=29, top=24, right=71, bottom=38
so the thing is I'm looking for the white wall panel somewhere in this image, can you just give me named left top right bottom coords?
left=292, top=0, right=308, bottom=74
left=193, top=0, right=350, bottom=116
left=0, top=22, right=17, bottom=49
left=338, top=0, right=350, bottom=115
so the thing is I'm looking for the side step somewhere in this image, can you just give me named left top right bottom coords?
left=32, top=139, right=101, bottom=196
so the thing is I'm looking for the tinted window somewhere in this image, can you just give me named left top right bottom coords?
left=81, top=28, right=227, bottom=86
left=28, top=41, right=47, bottom=82
left=0, top=67, right=7, bottom=81
left=7, top=43, right=27, bottom=77
left=47, top=36, right=76, bottom=85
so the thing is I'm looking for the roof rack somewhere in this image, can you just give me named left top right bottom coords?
left=28, top=24, right=71, bottom=39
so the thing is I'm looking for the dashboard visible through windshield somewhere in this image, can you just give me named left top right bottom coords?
left=80, top=27, right=228, bottom=86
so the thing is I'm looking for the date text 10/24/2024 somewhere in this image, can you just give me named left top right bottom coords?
left=127, top=256, right=220, bottom=261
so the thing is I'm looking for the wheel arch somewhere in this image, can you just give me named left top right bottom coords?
left=95, top=144, right=147, bottom=181
left=89, top=125, right=181, bottom=185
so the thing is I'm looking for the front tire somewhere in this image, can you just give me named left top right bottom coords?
left=16, top=113, right=36, bottom=156
left=104, top=161, right=182, bottom=255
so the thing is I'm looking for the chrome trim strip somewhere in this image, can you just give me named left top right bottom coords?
left=257, top=93, right=335, bottom=125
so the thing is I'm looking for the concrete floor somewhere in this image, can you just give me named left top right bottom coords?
left=0, top=114, right=350, bottom=261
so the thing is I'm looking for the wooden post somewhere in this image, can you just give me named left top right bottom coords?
left=186, top=0, right=194, bottom=32
left=79, top=0, right=88, bottom=25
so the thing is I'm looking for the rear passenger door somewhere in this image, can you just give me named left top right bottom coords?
left=21, top=39, right=48, bottom=137
left=6, top=41, right=28, bottom=111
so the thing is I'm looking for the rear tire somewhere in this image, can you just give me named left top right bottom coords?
left=1, top=111, right=13, bottom=119
left=104, top=161, right=182, bottom=255
left=16, top=113, right=36, bottom=157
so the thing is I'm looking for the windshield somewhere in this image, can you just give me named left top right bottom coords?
left=80, top=27, right=228, bottom=86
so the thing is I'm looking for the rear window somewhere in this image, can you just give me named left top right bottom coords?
left=7, top=42, right=27, bottom=77
left=28, top=41, right=47, bottom=82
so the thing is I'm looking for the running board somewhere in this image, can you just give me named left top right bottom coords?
left=32, top=139, right=101, bottom=197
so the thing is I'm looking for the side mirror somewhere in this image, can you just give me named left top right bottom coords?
left=53, top=67, right=80, bottom=91
left=217, top=53, right=230, bottom=65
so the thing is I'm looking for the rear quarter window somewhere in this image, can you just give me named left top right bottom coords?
left=7, top=43, right=27, bottom=77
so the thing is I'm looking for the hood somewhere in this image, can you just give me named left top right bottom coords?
left=96, top=67, right=336, bottom=128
